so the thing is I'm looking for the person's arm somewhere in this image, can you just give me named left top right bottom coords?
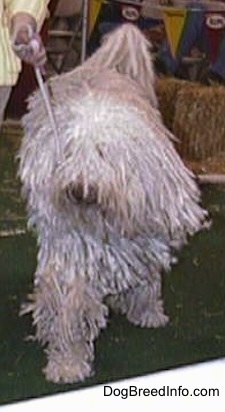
left=5, top=0, right=49, bottom=30
left=5, top=0, right=50, bottom=66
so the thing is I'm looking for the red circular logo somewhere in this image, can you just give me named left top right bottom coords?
left=122, top=6, right=140, bottom=21
left=206, top=14, right=225, bottom=29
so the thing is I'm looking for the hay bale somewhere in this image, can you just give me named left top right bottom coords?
left=187, top=154, right=225, bottom=175
left=156, top=77, right=195, bottom=131
left=173, top=85, right=225, bottom=160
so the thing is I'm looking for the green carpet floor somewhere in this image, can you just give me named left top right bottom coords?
left=0, top=128, right=225, bottom=406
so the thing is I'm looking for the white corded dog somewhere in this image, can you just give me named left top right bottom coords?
left=18, top=24, right=208, bottom=383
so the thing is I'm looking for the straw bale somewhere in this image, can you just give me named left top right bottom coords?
left=156, top=77, right=195, bottom=131
left=173, top=85, right=225, bottom=160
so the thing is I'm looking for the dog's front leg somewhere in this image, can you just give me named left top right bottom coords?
left=108, top=272, right=169, bottom=328
left=23, top=270, right=108, bottom=383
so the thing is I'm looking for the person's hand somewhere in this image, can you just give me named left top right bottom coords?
left=11, top=12, right=46, bottom=67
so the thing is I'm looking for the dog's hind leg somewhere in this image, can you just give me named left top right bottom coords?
left=22, top=271, right=108, bottom=383
left=107, top=273, right=169, bottom=328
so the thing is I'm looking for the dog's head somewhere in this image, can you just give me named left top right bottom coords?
left=19, top=74, right=155, bottom=237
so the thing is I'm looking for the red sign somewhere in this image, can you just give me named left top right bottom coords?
left=205, top=11, right=225, bottom=63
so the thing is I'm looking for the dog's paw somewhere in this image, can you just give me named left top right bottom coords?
left=138, top=311, right=169, bottom=328
left=43, top=356, right=93, bottom=384
left=43, top=352, right=92, bottom=383
left=127, top=311, right=169, bottom=328
left=127, top=302, right=169, bottom=328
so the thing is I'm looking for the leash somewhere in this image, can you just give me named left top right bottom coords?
left=34, top=66, right=62, bottom=161
left=12, top=28, right=62, bottom=161
left=29, top=35, right=62, bottom=160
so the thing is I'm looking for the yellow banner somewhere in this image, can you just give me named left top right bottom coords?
left=88, top=0, right=105, bottom=37
left=162, top=7, right=188, bottom=57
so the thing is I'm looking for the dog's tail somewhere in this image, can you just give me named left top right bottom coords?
left=81, top=23, right=158, bottom=108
